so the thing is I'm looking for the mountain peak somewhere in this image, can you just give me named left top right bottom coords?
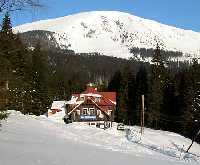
left=14, top=11, right=200, bottom=59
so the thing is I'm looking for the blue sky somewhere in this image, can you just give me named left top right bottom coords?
left=10, top=0, right=200, bottom=32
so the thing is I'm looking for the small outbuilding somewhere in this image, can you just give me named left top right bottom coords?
left=48, top=101, right=66, bottom=117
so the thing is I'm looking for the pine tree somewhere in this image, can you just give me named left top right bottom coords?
left=192, top=82, right=200, bottom=135
left=126, top=68, right=136, bottom=125
left=1, top=12, right=12, bottom=35
left=147, top=44, right=166, bottom=129
left=116, top=87, right=127, bottom=123
left=151, top=44, right=164, bottom=66
left=0, top=13, right=13, bottom=120
left=160, top=76, right=178, bottom=132
left=30, top=43, right=50, bottom=115
left=108, top=70, right=126, bottom=123
left=135, top=65, right=148, bottom=125
left=108, top=70, right=122, bottom=92
left=188, top=59, right=200, bottom=139
left=0, top=12, right=13, bottom=69
left=0, top=13, right=32, bottom=113
left=178, top=71, right=194, bottom=136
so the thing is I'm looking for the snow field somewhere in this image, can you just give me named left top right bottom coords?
left=14, top=11, right=200, bottom=60
left=0, top=110, right=199, bottom=165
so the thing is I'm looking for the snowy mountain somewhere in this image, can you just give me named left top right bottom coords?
left=0, top=110, right=200, bottom=165
left=14, top=11, right=200, bottom=60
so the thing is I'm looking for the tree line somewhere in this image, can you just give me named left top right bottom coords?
left=109, top=44, right=200, bottom=141
left=0, top=13, right=50, bottom=117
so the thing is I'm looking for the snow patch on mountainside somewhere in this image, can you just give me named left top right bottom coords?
left=0, top=110, right=199, bottom=165
left=14, top=11, right=200, bottom=59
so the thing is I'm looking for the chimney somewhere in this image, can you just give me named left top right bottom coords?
left=86, top=83, right=97, bottom=93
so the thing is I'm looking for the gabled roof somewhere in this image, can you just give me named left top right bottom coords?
left=67, top=86, right=116, bottom=114
left=68, top=97, right=110, bottom=117
left=81, top=86, right=116, bottom=103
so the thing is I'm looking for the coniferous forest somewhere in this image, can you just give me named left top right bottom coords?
left=0, top=14, right=200, bottom=143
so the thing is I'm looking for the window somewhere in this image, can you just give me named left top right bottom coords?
left=83, top=108, right=88, bottom=115
left=97, top=110, right=101, bottom=116
left=80, top=96, right=85, bottom=101
left=108, top=110, right=112, bottom=116
left=76, top=110, right=80, bottom=115
left=95, top=97, right=100, bottom=102
left=89, top=108, right=95, bottom=115
left=73, top=112, right=76, bottom=120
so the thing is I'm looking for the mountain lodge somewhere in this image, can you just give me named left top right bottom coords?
left=65, top=84, right=116, bottom=128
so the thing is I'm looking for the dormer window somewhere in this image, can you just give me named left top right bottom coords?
left=80, top=96, right=85, bottom=101
left=95, top=97, right=100, bottom=102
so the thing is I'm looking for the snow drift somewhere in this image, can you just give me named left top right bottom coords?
left=0, top=110, right=199, bottom=165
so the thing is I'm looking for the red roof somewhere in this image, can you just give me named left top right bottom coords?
left=70, top=86, right=116, bottom=112
left=99, top=92, right=116, bottom=103
left=68, top=86, right=116, bottom=116
left=83, top=86, right=116, bottom=103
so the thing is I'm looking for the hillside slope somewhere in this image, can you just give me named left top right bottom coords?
left=0, top=110, right=199, bottom=165
left=14, top=11, right=200, bottom=59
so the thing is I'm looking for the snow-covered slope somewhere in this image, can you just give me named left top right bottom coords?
left=14, top=11, right=200, bottom=59
left=0, top=110, right=199, bottom=165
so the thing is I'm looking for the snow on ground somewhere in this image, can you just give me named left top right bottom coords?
left=0, top=110, right=199, bottom=165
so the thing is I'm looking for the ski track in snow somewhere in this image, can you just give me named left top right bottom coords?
left=0, top=110, right=199, bottom=165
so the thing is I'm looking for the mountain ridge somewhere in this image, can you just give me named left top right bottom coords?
left=14, top=11, right=200, bottom=60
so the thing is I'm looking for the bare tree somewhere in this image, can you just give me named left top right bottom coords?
left=0, top=0, right=42, bottom=13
